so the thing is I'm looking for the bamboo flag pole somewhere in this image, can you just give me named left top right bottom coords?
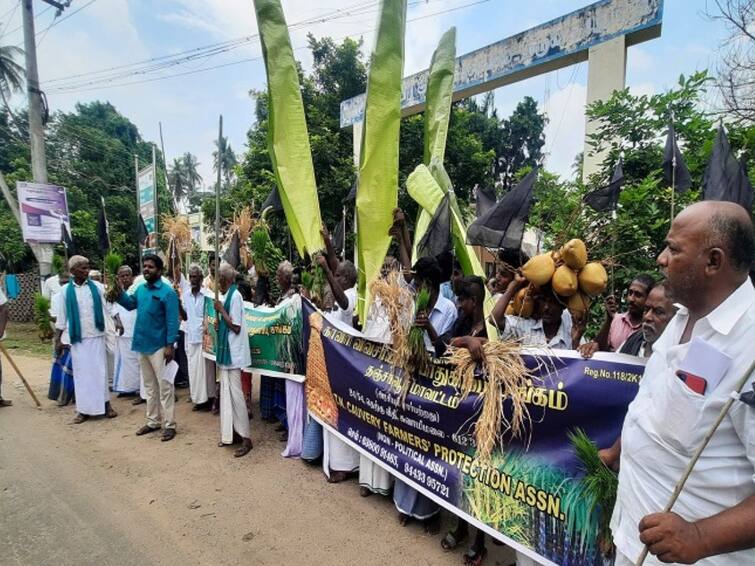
left=214, top=115, right=222, bottom=383
left=0, top=343, right=41, bottom=408
left=635, top=356, right=755, bottom=565
left=670, top=110, right=676, bottom=223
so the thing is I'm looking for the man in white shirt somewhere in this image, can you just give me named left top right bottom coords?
left=42, top=266, right=69, bottom=301
left=0, top=286, right=9, bottom=407
left=607, top=201, right=755, bottom=565
left=179, top=264, right=215, bottom=409
left=54, top=255, right=117, bottom=423
left=213, top=262, right=252, bottom=457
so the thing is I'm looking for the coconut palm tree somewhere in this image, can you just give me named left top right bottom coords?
left=212, top=135, right=237, bottom=189
left=168, top=157, right=188, bottom=202
left=0, top=45, right=25, bottom=122
left=181, top=152, right=202, bottom=197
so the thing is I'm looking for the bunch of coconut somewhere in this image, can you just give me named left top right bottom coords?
left=506, top=239, right=608, bottom=319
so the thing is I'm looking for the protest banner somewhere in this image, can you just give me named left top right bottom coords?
left=303, top=300, right=644, bottom=566
left=203, top=294, right=305, bottom=381
left=16, top=181, right=70, bottom=243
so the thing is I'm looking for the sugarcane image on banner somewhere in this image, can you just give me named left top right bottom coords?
left=302, top=299, right=645, bottom=566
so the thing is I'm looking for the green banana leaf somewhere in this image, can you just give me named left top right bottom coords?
left=412, top=28, right=456, bottom=258
left=424, top=27, right=456, bottom=165
left=253, top=0, right=323, bottom=257
left=356, top=0, right=407, bottom=322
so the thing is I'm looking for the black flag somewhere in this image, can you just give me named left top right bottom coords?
left=224, top=231, right=241, bottom=269
left=474, top=185, right=496, bottom=218
left=137, top=214, right=149, bottom=246
left=332, top=216, right=346, bottom=256
left=584, top=159, right=624, bottom=212
left=261, top=186, right=283, bottom=213
left=418, top=193, right=452, bottom=259
left=662, top=121, right=691, bottom=193
left=702, top=125, right=753, bottom=211
left=61, top=222, right=75, bottom=254
left=343, top=177, right=358, bottom=203
left=97, top=196, right=110, bottom=254
left=467, top=167, right=538, bottom=250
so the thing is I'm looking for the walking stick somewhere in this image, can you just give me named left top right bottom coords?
left=0, top=342, right=42, bottom=408
left=635, top=356, right=755, bottom=565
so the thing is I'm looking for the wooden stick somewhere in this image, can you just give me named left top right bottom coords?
left=635, top=356, right=755, bottom=565
left=0, top=342, right=42, bottom=408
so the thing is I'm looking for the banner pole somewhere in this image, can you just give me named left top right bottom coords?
left=135, top=154, right=142, bottom=271
left=214, top=115, right=222, bottom=388
left=152, top=145, right=159, bottom=240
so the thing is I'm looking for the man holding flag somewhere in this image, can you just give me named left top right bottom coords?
left=53, top=256, right=117, bottom=423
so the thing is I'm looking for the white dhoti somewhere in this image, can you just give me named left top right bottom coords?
left=323, top=430, right=359, bottom=477
left=113, top=336, right=140, bottom=393
left=187, top=343, right=212, bottom=404
left=219, top=367, right=250, bottom=444
left=70, top=336, right=109, bottom=416
left=359, top=455, right=393, bottom=496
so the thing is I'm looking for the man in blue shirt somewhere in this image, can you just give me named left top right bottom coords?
left=117, top=253, right=180, bottom=441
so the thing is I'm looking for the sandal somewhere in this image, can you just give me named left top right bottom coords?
left=234, top=439, right=253, bottom=457
left=441, top=529, right=468, bottom=551
left=161, top=428, right=176, bottom=442
left=0, top=399, right=12, bottom=407
left=463, top=547, right=488, bottom=566
left=136, top=425, right=160, bottom=436
left=327, top=470, right=348, bottom=484
left=105, top=404, right=118, bottom=418
left=398, top=513, right=411, bottom=527
left=72, top=413, right=88, bottom=424
left=359, top=486, right=373, bottom=498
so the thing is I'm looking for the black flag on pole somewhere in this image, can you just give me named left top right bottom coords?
left=137, top=214, right=149, bottom=246
left=474, top=185, right=497, bottom=218
left=702, top=125, right=753, bottom=211
left=61, top=222, right=75, bottom=254
left=662, top=121, right=691, bottom=193
left=97, top=196, right=110, bottom=254
left=584, top=159, right=624, bottom=212
left=467, top=167, right=538, bottom=250
left=418, top=193, right=452, bottom=260
left=343, top=177, right=358, bottom=203
left=261, top=186, right=283, bottom=213
left=224, top=231, right=241, bottom=269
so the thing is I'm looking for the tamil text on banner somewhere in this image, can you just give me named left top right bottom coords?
left=303, top=299, right=644, bottom=566
left=203, top=294, right=304, bottom=381
left=17, top=181, right=70, bottom=243
left=137, top=165, right=158, bottom=252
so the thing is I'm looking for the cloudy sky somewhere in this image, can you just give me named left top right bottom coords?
left=1, top=0, right=730, bottom=186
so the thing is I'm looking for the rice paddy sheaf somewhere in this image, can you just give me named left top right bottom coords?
left=461, top=448, right=603, bottom=565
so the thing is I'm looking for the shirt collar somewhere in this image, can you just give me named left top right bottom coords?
left=147, top=278, right=163, bottom=289
left=702, top=279, right=755, bottom=336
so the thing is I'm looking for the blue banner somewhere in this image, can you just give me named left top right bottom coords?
left=303, top=300, right=645, bottom=565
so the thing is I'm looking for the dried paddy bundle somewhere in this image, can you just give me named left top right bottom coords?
left=369, top=270, right=413, bottom=363
left=161, top=214, right=192, bottom=254
left=448, top=340, right=533, bottom=461
left=228, top=206, right=255, bottom=269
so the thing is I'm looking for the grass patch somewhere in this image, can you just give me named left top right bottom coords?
left=3, top=322, right=53, bottom=359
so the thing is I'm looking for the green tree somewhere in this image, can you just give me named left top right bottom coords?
left=0, top=45, right=24, bottom=120
left=213, top=135, right=237, bottom=190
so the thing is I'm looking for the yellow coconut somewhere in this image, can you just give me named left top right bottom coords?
left=578, top=262, right=608, bottom=297
left=521, top=253, right=556, bottom=287
left=560, top=238, right=588, bottom=270
left=505, top=303, right=514, bottom=315
left=511, top=286, right=535, bottom=318
left=567, top=291, right=591, bottom=319
left=552, top=265, right=579, bottom=297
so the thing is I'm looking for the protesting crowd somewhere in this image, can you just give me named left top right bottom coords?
left=2, top=198, right=752, bottom=566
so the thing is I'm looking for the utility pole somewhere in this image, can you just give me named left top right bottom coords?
left=22, top=0, right=65, bottom=283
